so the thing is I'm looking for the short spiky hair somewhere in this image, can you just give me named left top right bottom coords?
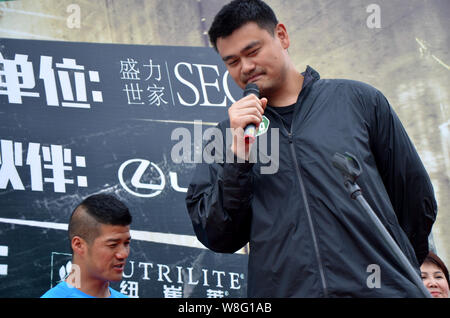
left=68, top=194, right=132, bottom=250
left=208, top=0, right=278, bottom=51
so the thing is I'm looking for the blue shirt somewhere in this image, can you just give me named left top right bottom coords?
left=41, top=281, right=128, bottom=298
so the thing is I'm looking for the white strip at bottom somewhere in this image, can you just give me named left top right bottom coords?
left=0, top=217, right=247, bottom=255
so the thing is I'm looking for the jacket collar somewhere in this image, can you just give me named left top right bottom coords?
left=302, top=65, right=320, bottom=89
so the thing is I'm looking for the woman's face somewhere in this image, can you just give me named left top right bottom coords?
left=421, top=262, right=449, bottom=298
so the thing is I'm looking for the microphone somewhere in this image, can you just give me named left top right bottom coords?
left=243, top=83, right=260, bottom=144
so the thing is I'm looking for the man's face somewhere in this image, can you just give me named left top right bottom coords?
left=216, top=22, right=290, bottom=97
left=85, top=224, right=131, bottom=283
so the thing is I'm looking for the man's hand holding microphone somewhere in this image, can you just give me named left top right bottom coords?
left=228, top=83, right=268, bottom=161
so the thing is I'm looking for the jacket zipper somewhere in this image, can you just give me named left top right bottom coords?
left=286, top=131, right=328, bottom=297
left=267, top=103, right=329, bottom=297
left=265, top=71, right=328, bottom=296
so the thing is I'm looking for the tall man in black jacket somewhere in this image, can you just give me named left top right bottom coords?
left=185, top=0, right=437, bottom=297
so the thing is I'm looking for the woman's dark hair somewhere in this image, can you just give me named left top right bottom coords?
left=423, top=251, right=450, bottom=285
left=208, top=0, right=278, bottom=51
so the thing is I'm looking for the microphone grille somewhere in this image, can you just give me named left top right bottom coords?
left=243, top=83, right=260, bottom=97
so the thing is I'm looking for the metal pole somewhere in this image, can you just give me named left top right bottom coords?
left=354, top=194, right=431, bottom=298
left=333, top=152, right=431, bottom=298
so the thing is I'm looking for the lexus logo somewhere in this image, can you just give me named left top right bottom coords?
left=118, top=159, right=166, bottom=198
left=118, top=159, right=187, bottom=198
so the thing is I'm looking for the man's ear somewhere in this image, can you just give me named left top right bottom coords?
left=71, top=236, right=87, bottom=257
left=275, top=23, right=290, bottom=49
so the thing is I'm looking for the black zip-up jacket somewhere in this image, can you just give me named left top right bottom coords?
left=185, top=66, right=437, bottom=297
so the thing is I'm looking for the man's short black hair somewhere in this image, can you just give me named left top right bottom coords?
left=68, top=194, right=132, bottom=249
left=208, top=0, right=278, bottom=51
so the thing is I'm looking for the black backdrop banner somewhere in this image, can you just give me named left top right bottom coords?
left=0, top=38, right=248, bottom=298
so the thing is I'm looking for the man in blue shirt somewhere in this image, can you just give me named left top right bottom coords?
left=42, top=194, right=132, bottom=298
